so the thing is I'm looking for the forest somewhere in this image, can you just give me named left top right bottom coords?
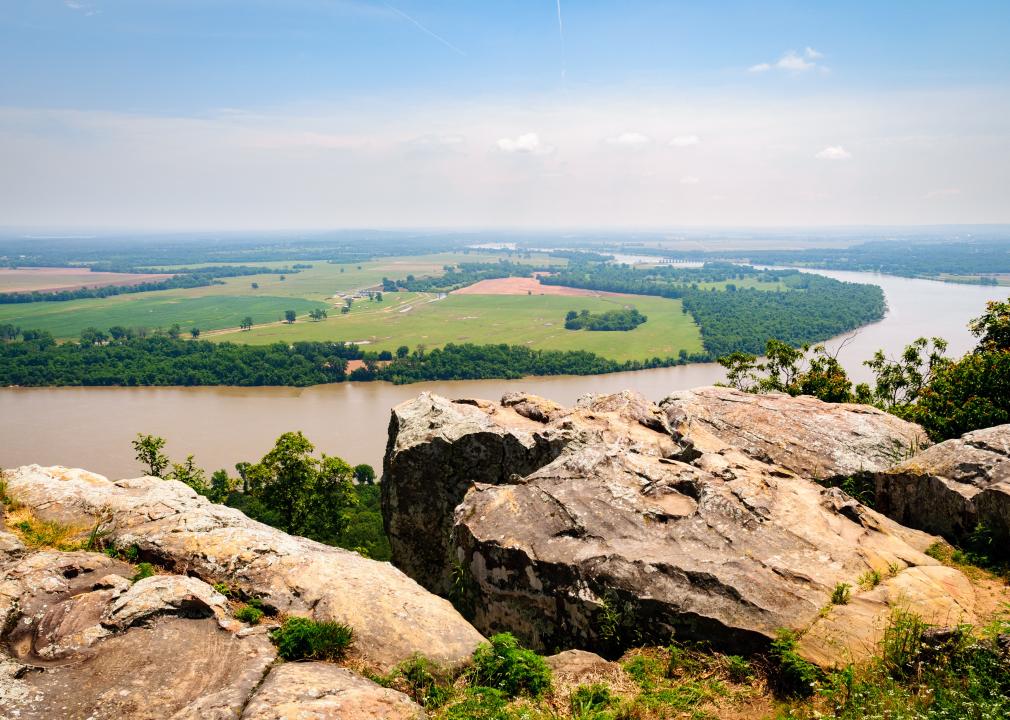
left=564, top=308, right=647, bottom=331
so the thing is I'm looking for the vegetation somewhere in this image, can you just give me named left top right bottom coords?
left=469, top=633, right=553, bottom=698
left=564, top=308, right=647, bottom=331
left=234, top=604, right=264, bottom=625
left=130, top=562, right=156, bottom=583
left=270, top=616, right=354, bottom=661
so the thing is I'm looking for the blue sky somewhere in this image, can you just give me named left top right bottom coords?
left=1, top=1, right=1008, bottom=229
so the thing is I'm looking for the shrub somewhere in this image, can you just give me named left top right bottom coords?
left=880, top=609, right=926, bottom=679
left=131, top=562, right=155, bottom=583
left=235, top=604, right=264, bottom=625
left=831, top=582, right=852, bottom=605
left=270, top=616, right=353, bottom=661
left=469, top=633, right=552, bottom=698
left=857, top=569, right=882, bottom=590
left=392, top=654, right=454, bottom=708
left=770, top=629, right=821, bottom=697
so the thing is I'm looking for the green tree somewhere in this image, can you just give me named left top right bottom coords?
left=353, top=463, right=376, bottom=485
left=167, top=324, right=182, bottom=339
left=190, top=327, right=200, bottom=338
left=863, top=337, right=949, bottom=411
left=241, top=316, right=253, bottom=331
left=968, top=298, right=1010, bottom=352
left=284, top=310, right=297, bottom=323
left=396, top=345, right=409, bottom=358
left=132, top=433, right=170, bottom=477
left=169, top=455, right=207, bottom=493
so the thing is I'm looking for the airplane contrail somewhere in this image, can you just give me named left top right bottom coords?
left=555, top=0, right=566, bottom=79
left=384, top=4, right=466, bottom=57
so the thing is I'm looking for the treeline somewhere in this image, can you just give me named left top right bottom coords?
left=541, top=262, right=885, bottom=356
left=381, top=260, right=556, bottom=293
left=0, top=335, right=363, bottom=386
left=0, top=265, right=300, bottom=304
left=564, top=308, right=647, bottom=331
left=683, top=275, right=886, bottom=356
left=0, top=332, right=709, bottom=386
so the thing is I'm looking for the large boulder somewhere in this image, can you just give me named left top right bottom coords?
left=385, top=391, right=975, bottom=666
left=3, top=465, right=484, bottom=672
left=660, top=386, right=930, bottom=481
left=874, top=424, right=1010, bottom=542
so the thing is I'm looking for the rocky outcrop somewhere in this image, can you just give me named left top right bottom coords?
left=384, top=390, right=975, bottom=666
left=661, top=386, right=930, bottom=481
left=874, top=424, right=1010, bottom=542
left=4, top=464, right=484, bottom=672
left=240, top=663, right=426, bottom=720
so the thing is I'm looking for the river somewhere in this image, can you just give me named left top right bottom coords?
left=1, top=269, right=1005, bottom=478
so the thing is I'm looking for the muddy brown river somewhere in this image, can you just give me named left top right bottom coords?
left=2, top=270, right=1005, bottom=478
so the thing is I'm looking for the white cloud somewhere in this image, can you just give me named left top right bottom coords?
left=815, top=145, right=852, bottom=160
left=669, top=134, right=700, bottom=147
left=749, top=48, right=824, bottom=74
left=605, top=132, right=651, bottom=147
left=496, top=132, right=554, bottom=155
left=680, top=176, right=700, bottom=185
left=64, top=0, right=99, bottom=15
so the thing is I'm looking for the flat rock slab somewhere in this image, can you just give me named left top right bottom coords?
left=661, top=386, right=930, bottom=481
left=4, top=465, right=484, bottom=672
left=875, top=424, right=1010, bottom=542
left=241, top=662, right=425, bottom=720
left=385, top=391, right=971, bottom=667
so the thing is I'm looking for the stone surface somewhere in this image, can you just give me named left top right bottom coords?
left=384, top=390, right=970, bottom=666
left=101, top=574, right=229, bottom=630
left=660, top=386, right=930, bottom=481
left=4, top=464, right=483, bottom=672
left=875, top=424, right=1010, bottom=542
left=241, top=663, right=426, bottom=720
left=545, top=649, right=613, bottom=676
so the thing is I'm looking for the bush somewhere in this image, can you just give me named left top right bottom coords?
left=130, top=562, right=155, bottom=583
left=770, top=629, right=821, bottom=697
left=270, top=616, right=353, bottom=661
left=570, top=683, right=617, bottom=714
left=469, top=633, right=552, bottom=698
left=235, top=604, right=264, bottom=625
left=441, top=687, right=510, bottom=720
left=392, top=654, right=454, bottom=708
left=831, top=582, right=852, bottom=605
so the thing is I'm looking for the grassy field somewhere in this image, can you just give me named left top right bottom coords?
left=0, top=252, right=558, bottom=339
left=0, top=294, right=325, bottom=338
left=213, top=292, right=704, bottom=362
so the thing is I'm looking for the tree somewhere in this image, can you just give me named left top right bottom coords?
left=241, top=316, right=254, bottom=331
left=167, top=324, right=182, bottom=339
left=969, top=298, right=1010, bottom=353
left=284, top=310, right=297, bottom=323
left=0, top=323, right=19, bottom=342
left=251, top=282, right=259, bottom=289
left=279, top=275, right=286, bottom=281
left=396, top=345, right=409, bottom=359
left=190, top=327, right=200, bottom=338
left=375, top=292, right=383, bottom=302
left=309, top=308, right=328, bottom=321
left=863, top=337, right=949, bottom=411
left=353, top=464, right=376, bottom=485
left=208, top=469, right=235, bottom=503
left=80, top=327, right=108, bottom=346
left=133, top=433, right=169, bottom=477
left=169, top=455, right=207, bottom=493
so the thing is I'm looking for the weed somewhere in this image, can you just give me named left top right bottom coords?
left=830, top=582, right=851, bottom=605
left=270, top=616, right=353, bottom=661
left=234, top=604, right=264, bottom=625
left=857, top=569, right=882, bottom=590
left=130, top=562, right=155, bottom=582
left=469, top=633, right=552, bottom=699
left=570, top=683, right=617, bottom=715
left=6, top=507, right=84, bottom=550
left=723, top=655, right=752, bottom=683
left=440, top=687, right=509, bottom=720
left=392, top=654, right=455, bottom=709
left=769, top=629, right=821, bottom=697
left=213, top=582, right=235, bottom=597
left=879, top=609, right=926, bottom=679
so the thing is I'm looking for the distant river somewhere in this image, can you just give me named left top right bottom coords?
left=1, top=270, right=1005, bottom=478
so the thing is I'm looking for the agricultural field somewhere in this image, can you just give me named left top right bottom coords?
left=0, top=252, right=556, bottom=339
left=214, top=291, right=704, bottom=363
left=0, top=267, right=173, bottom=293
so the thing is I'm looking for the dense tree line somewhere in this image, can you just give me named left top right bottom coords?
left=564, top=308, right=647, bottom=331
left=0, top=265, right=300, bottom=304
left=0, top=334, right=363, bottom=386
left=541, top=262, right=885, bottom=356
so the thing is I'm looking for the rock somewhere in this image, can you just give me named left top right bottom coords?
left=0, top=527, right=25, bottom=562
left=4, top=464, right=483, bottom=672
left=102, top=575, right=229, bottom=630
left=240, top=663, right=426, bottom=720
left=875, top=424, right=1010, bottom=542
left=660, top=386, right=930, bottom=481
left=545, top=649, right=613, bottom=675
left=385, top=391, right=972, bottom=666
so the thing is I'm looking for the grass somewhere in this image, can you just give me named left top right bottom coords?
left=3, top=506, right=92, bottom=551
left=0, top=293, right=326, bottom=339
left=215, top=293, right=704, bottom=363
left=270, top=616, right=354, bottom=661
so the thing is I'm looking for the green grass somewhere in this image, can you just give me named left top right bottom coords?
left=215, top=292, right=704, bottom=363
left=270, top=616, right=354, bottom=661
left=0, top=294, right=326, bottom=339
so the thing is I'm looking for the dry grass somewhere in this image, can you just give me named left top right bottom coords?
left=4, top=506, right=90, bottom=551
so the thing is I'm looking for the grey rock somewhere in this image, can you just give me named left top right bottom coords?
left=875, top=424, right=1010, bottom=542
left=101, top=575, right=229, bottom=630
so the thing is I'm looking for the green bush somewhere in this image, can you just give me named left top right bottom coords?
left=469, top=633, right=552, bottom=698
left=393, top=654, right=454, bottom=708
left=130, top=562, right=155, bottom=583
left=831, top=582, right=852, bottom=605
left=270, top=616, right=353, bottom=661
left=441, top=687, right=510, bottom=720
left=770, top=629, right=821, bottom=697
left=235, top=604, right=264, bottom=625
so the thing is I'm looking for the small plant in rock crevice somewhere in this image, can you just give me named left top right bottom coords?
left=270, top=616, right=353, bottom=661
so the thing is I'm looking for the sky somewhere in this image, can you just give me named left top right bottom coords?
left=1, top=0, right=1009, bottom=230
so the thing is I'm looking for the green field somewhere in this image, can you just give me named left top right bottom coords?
left=0, top=294, right=325, bottom=338
left=214, top=292, right=704, bottom=363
